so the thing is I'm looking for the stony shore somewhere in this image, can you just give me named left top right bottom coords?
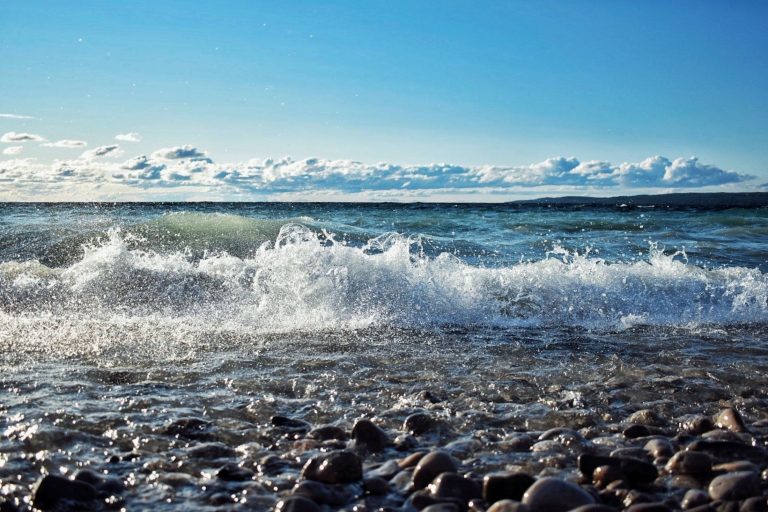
left=3, top=399, right=767, bottom=512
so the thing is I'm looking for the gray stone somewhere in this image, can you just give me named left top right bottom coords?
left=521, top=477, right=594, bottom=512
left=708, top=471, right=760, bottom=500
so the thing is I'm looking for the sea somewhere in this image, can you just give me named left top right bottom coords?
left=0, top=196, right=767, bottom=509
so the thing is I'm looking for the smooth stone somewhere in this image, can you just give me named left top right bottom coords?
left=162, top=417, right=213, bottom=440
left=412, top=451, right=459, bottom=490
left=274, top=495, right=321, bottom=512
left=678, top=415, right=715, bottom=435
left=708, top=471, right=760, bottom=500
left=187, top=442, right=237, bottom=459
left=394, top=433, right=418, bottom=451
left=715, top=408, right=747, bottom=433
left=505, top=434, right=534, bottom=451
left=363, top=476, right=389, bottom=495
left=409, top=490, right=464, bottom=510
left=217, top=463, right=255, bottom=481
left=626, top=504, right=671, bottom=512
left=32, top=475, right=98, bottom=510
left=272, top=416, right=312, bottom=431
left=682, top=489, right=710, bottom=509
left=740, top=497, right=768, bottom=512
left=404, top=412, right=435, bottom=435
left=309, top=425, right=348, bottom=441
left=716, top=502, right=742, bottom=512
left=570, top=506, right=617, bottom=512
left=593, top=465, right=624, bottom=488
left=687, top=440, right=766, bottom=463
left=610, top=447, right=651, bottom=460
left=301, top=450, right=363, bottom=484
left=366, top=459, right=401, bottom=480
left=292, top=480, right=354, bottom=506
left=665, top=451, right=713, bottom=475
left=428, top=472, right=482, bottom=502
left=350, top=419, right=389, bottom=453
left=390, top=469, right=414, bottom=493
left=712, top=460, right=758, bottom=473
left=258, top=455, right=290, bottom=475
left=629, top=409, right=666, bottom=427
left=488, top=500, right=531, bottom=512
left=624, top=425, right=652, bottom=439
left=422, top=504, right=461, bottom=512
left=644, top=438, right=674, bottom=458
left=578, top=454, right=657, bottom=484
left=399, top=451, right=427, bottom=469
left=483, top=472, right=536, bottom=503
left=538, top=428, right=584, bottom=443
left=521, top=477, right=594, bottom=512
left=687, top=506, right=717, bottom=512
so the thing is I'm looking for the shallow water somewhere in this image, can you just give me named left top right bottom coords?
left=0, top=200, right=767, bottom=509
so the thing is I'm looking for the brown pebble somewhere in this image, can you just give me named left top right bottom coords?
left=428, top=472, right=482, bottom=502
left=350, top=419, right=389, bottom=453
left=678, top=414, right=715, bottom=435
left=301, top=450, right=363, bottom=484
left=522, top=477, right=595, bottom=512
left=593, top=465, right=624, bottom=488
left=274, top=495, right=321, bottom=512
left=708, top=470, right=760, bottom=500
left=404, top=412, right=435, bottom=435
left=626, top=504, right=671, bottom=512
left=712, top=460, right=758, bottom=473
left=624, top=424, right=652, bottom=438
left=681, top=489, right=710, bottom=510
left=412, top=451, right=458, bottom=490
left=488, top=500, right=531, bottom=512
left=629, top=409, right=666, bottom=427
left=740, top=497, right=768, bottom=512
left=578, top=454, right=657, bottom=484
left=308, top=425, right=348, bottom=441
left=644, top=438, right=674, bottom=458
left=399, top=451, right=427, bottom=469
left=715, top=408, right=747, bottom=433
left=665, top=451, right=713, bottom=475
left=483, top=472, right=536, bottom=503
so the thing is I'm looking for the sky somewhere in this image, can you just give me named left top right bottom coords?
left=1, top=0, right=767, bottom=201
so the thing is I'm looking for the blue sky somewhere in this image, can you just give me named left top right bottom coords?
left=1, top=1, right=767, bottom=200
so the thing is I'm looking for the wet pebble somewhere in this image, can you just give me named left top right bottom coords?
left=521, top=477, right=595, bottom=512
left=404, top=412, right=435, bottom=435
left=428, top=472, right=482, bottom=502
left=708, top=470, right=760, bottom=500
left=487, top=500, right=531, bottom=512
left=292, top=479, right=356, bottom=506
left=350, top=419, right=390, bottom=453
left=714, top=408, right=747, bottom=433
left=217, top=462, right=255, bottom=481
left=681, top=489, right=710, bottom=509
left=645, top=438, right=674, bottom=458
left=308, top=424, right=348, bottom=441
left=665, top=451, right=713, bottom=475
left=274, top=495, right=321, bottom=512
left=412, top=451, right=459, bottom=490
left=32, top=474, right=98, bottom=510
left=301, top=450, right=363, bottom=484
left=483, top=471, right=536, bottom=503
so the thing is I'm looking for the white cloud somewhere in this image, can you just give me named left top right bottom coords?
left=1, top=131, right=45, bottom=143
left=0, top=147, right=756, bottom=200
left=42, top=139, right=88, bottom=148
left=0, top=113, right=36, bottom=120
left=115, top=132, right=141, bottom=142
left=80, top=144, right=121, bottom=160
left=2, top=146, right=23, bottom=156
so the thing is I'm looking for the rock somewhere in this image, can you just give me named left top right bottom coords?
left=521, top=477, right=594, bottom=512
left=714, top=408, right=747, bottom=433
left=308, top=425, right=348, bottom=441
left=292, top=480, right=355, bottom=506
left=569, top=506, right=617, bottom=512
left=399, top=451, right=427, bottom=469
left=366, top=459, right=401, bottom=480
left=538, top=427, right=584, bottom=443
left=483, top=472, right=536, bottom=503
left=681, top=489, right=710, bottom=509
left=712, top=460, right=758, bottom=473
left=163, top=417, right=213, bottom=441
left=488, top=501, right=531, bottom=512
left=678, top=415, right=715, bottom=435
left=629, top=409, right=666, bottom=427
left=687, top=440, right=766, bottom=463
left=644, top=438, right=674, bottom=458
left=350, top=419, right=389, bottom=452
left=32, top=475, right=98, bottom=510
left=422, top=504, right=461, bottom=512
left=665, top=451, right=713, bottom=475
left=404, top=412, right=435, bottom=435
left=412, top=451, right=459, bottom=490
left=708, top=471, right=760, bottom=500
left=258, top=455, right=290, bottom=475
left=428, top=472, right=482, bottom=502
left=578, top=454, right=657, bottom=484
left=274, top=495, right=321, bottom=512
left=217, top=463, right=255, bottom=481
left=395, top=433, right=418, bottom=451
left=187, top=442, right=237, bottom=459
left=626, top=504, right=671, bottom=512
left=624, top=425, right=652, bottom=438
left=301, top=450, right=363, bottom=484
left=593, top=465, right=624, bottom=488
left=363, top=476, right=389, bottom=495
left=740, top=497, right=767, bottom=512
left=272, top=416, right=312, bottom=431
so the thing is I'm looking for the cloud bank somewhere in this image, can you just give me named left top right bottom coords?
left=2, top=146, right=23, bottom=156
left=42, top=139, right=88, bottom=148
left=0, top=113, right=36, bottom=120
left=0, top=144, right=756, bottom=200
left=115, top=132, right=141, bottom=142
left=1, top=132, right=45, bottom=143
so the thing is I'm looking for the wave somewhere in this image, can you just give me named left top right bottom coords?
left=1, top=220, right=766, bottom=341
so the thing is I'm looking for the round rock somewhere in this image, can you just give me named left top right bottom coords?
left=665, top=451, right=712, bottom=475
left=404, top=412, right=435, bottom=435
left=274, top=495, right=321, bottom=512
left=521, top=477, right=595, bottom=512
left=350, top=419, right=389, bottom=452
left=32, top=475, right=98, bottom=510
left=301, top=450, right=363, bottom=484
left=483, top=471, right=536, bottom=503
left=412, top=451, right=458, bottom=490
left=708, top=471, right=760, bottom=501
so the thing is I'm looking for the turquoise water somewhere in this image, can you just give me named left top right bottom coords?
left=0, top=199, right=767, bottom=509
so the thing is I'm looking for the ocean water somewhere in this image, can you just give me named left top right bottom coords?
left=1, top=200, right=767, bottom=509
